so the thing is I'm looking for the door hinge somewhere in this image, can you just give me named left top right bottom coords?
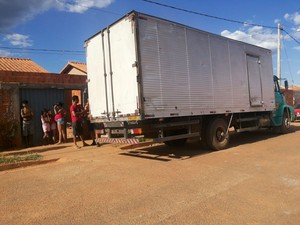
left=132, top=61, right=138, bottom=68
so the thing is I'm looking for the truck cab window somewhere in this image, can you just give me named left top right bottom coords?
left=274, top=81, right=280, bottom=93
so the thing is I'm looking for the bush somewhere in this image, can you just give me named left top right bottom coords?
left=0, top=116, right=18, bottom=149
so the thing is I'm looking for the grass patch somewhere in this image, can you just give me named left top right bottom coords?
left=0, top=153, right=43, bottom=164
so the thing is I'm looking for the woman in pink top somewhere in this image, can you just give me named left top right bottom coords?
left=54, top=102, right=66, bottom=144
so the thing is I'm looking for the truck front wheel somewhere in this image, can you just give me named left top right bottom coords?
left=279, top=111, right=291, bottom=134
left=206, top=118, right=230, bottom=150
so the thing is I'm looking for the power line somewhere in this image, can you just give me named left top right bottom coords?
left=142, top=0, right=277, bottom=29
left=0, top=46, right=85, bottom=54
left=0, top=50, right=85, bottom=56
left=282, top=29, right=300, bottom=45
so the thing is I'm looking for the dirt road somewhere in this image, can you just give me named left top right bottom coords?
left=1, top=123, right=300, bottom=225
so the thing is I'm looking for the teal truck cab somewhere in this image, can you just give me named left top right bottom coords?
left=272, top=75, right=295, bottom=132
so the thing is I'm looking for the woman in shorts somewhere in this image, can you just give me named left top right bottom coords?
left=54, top=102, right=66, bottom=144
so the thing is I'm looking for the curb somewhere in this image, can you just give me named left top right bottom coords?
left=0, top=158, right=60, bottom=172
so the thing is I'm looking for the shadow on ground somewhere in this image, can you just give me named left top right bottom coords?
left=228, top=123, right=300, bottom=148
left=120, top=124, right=300, bottom=162
left=120, top=141, right=210, bottom=162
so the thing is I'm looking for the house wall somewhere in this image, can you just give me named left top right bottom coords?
left=281, top=89, right=294, bottom=106
left=67, top=68, right=86, bottom=76
left=293, top=90, right=300, bottom=105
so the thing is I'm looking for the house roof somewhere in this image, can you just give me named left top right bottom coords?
left=0, top=57, right=48, bottom=73
left=291, top=86, right=300, bottom=91
left=60, top=61, right=87, bottom=75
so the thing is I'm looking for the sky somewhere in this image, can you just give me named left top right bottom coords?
left=1, top=0, right=300, bottom=85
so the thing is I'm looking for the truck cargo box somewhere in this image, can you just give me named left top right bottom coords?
left=85, top=11, right=275, bottom=122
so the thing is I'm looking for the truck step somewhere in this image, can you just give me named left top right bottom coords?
left=153, top=132, right=200, bottom=143
left=236, top=118, right=258, bottom=122
left=153, top=120, right=200, bottom=128
left=236, top=127, right=259, bottom=133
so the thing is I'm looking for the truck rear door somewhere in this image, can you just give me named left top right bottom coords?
left=247, top=55, right=263, bottom=107
left=86, top=15, right=139, bottom=121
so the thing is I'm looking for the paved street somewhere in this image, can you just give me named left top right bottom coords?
left=1, top=123, right=300, bottom=225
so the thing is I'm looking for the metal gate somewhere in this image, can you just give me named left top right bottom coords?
left=20, top=88, right=66, bottom=146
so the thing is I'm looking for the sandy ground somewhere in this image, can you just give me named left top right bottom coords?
left=1, top=123, right=300, bottom=225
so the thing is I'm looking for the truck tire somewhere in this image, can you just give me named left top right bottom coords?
left=206, top=118, right=229, bottom=150
left=279, top=111, right=291, bottom=134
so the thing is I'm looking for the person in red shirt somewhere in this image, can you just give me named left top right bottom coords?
left=70, top=95, right=88, bottom=148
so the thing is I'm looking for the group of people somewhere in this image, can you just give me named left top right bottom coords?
left=40, top=102, right=66, bottom=145
left=20, top=95, right=96, bottom=148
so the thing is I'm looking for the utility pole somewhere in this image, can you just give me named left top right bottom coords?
left=277, top=23, right=281, bottom=86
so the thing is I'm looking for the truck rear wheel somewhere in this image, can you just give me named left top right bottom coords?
left=206, top=118, right=229, bottom=150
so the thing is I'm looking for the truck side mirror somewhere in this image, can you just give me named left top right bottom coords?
left=284, top=80, right=289, bottom=90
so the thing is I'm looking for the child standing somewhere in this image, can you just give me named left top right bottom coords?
left=41, top=109, right=50, bottom=145
left=48, top=109, right=58, bottom=143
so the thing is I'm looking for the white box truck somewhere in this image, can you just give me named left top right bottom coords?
left=85, top=11, right=294, bottom=150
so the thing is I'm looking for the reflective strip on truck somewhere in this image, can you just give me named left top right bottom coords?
left=97, top=137, right=140, bottom=144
